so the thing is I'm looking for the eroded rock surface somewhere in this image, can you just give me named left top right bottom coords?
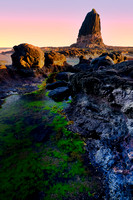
left=71, top=9, right=104, bottom=48
left=45, top=51, right=66, bottom=67
left=11, top=43, right=45, bottom=76
left=67, top=60, right=133, bottom=199
left=48, top=86, right=70, bottom=101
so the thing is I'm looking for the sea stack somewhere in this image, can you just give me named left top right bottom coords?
left=71, top=9, right=104, bottom=48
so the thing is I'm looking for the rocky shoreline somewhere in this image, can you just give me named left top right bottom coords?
left=0, top=8, right=133, bottom=199
left=65, top=60, right=133, bottom=199
left=0, top=43, right=133, bottom=104
left=44, top=55, right=133, bottom=199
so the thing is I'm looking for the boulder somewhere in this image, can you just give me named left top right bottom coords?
left=45, top=51, right=66, bottom=67
left=48, top=86, right=70, bottom=101
left=46, top=80, right=67, bottom=90
left=0, top=65, right=16, bottom=84
left=99, top=52, right=127, bottom=64
left=11, top=43, right=45, bottom=75
left=79, top=55, right=92, bottom=64
left=72, top=63, right=93, bottom=72
left=44, top=51, right=72, bottom=74
left=0, top=65, right=10, bottom=83
left=56, top=72, right=74, bottom=82
left=91, top=55, right=114, bottom=69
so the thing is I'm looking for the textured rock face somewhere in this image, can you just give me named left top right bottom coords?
left=78, top=9, right=101, bottom=37
left=44, top=51, right=72, bottom=74
left=45, top=51, right=66, bottom=67
left=48, top=86, right=70, bottom=101
left=71, top=9, right=104, bottom=48
left=67, top=61, right=133, bottom=199
left=11, top=43, right=45, bottom=69
left=72, top=52, right=127, bottom=73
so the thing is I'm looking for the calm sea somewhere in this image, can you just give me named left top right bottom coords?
left=0, top=48, right=12, bottom=53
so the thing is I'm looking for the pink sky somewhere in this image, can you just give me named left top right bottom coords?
left=0, top=0, right=133, bottom=47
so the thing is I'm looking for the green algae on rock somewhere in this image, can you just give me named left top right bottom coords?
left=0, top=91, right=103, bottom=200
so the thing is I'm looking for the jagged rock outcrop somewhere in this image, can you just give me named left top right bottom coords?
left=72, top=51, right=127, bottom=72
left=67, top=60, right=133, bottom=199
left=78, top=8, right=101, bottom=36
left=45, top=51, right=66, bottom=67
left=11, top=43, right=45, bottom=76
left=103, top=52, right=127, bottom=63
left=91, top=55, right=115, bottom=69
left=71, top=9, right=104, bottom=48
left=44, top=51, right=73, bottom=74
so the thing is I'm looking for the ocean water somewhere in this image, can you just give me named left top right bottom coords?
left=66, top=57, right=79, bottom=66
left=0, top=48, right=12, bottom=65
left=0, top=48, right=12, bottom=53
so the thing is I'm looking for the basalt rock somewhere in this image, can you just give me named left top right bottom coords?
left=91, top=55, right=114, bottom=69
left=46, top=80, right=67, bottom=90
left=56, top=72, right=75, bottom=82
left=45, top=51, right=66, bottom=67
left=44, top=51, right=73, bottom=73
left=79, top=9, right=101, bottom=36
left=79, top=55, right=92, bottom=65
left=11, top=43, right=45, bottom=76
left=99, top=52, right=127, bottom=64
left=74, top=52, right=127, bottom=72
left=67, top=60, right=133, bottom=199
left=71, top=9, right=104, bottom=48
left=48, top=86, right=70, bottom=101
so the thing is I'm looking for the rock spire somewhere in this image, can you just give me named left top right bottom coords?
left=71, top=9, right=104, bottom=48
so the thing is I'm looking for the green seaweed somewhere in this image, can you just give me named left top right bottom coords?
left=0, top=86, right=101, bottom=200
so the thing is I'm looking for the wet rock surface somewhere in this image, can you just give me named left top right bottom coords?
left=99, top=52, right=127, bottom=64
left=71, top=52, right=126, bottom=73
left=48, top=86, right=70, bottom=101
left=0, top=64, right=45, bottom=104
left=56, top=72, right=74, bottom=82
left=46, top=80, right=67, bottom=90
left=91, top=55, right=114, bottom=69
left=66, top=60, right=133, bottom=199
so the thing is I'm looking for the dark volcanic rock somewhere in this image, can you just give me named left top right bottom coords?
left=78, top=9, right=101, bottom=37
left=91, top=55, right=114, bottom=69
left=12, top=43, right=44, bottom=69
left=44, top=51, right=73, bottom=74
left=0, top=65, right=13, bottom=83
left=48, top=86, right=70, bottom=101
left=79, top=55, right=92, bottom=65
left=45, top=51, right=66, bottom=67
left=46, top=80, right=67, bottom=90
left=99, top=52, right=127, bottom=64
left=71, top=9, right=104, bottom=48
left=67, top=60, right=133, bottom=199
left=56, top=72, right=75, bottom=82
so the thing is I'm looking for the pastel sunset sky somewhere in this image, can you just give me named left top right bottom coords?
left=0, top=0, right=133, bottom=47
